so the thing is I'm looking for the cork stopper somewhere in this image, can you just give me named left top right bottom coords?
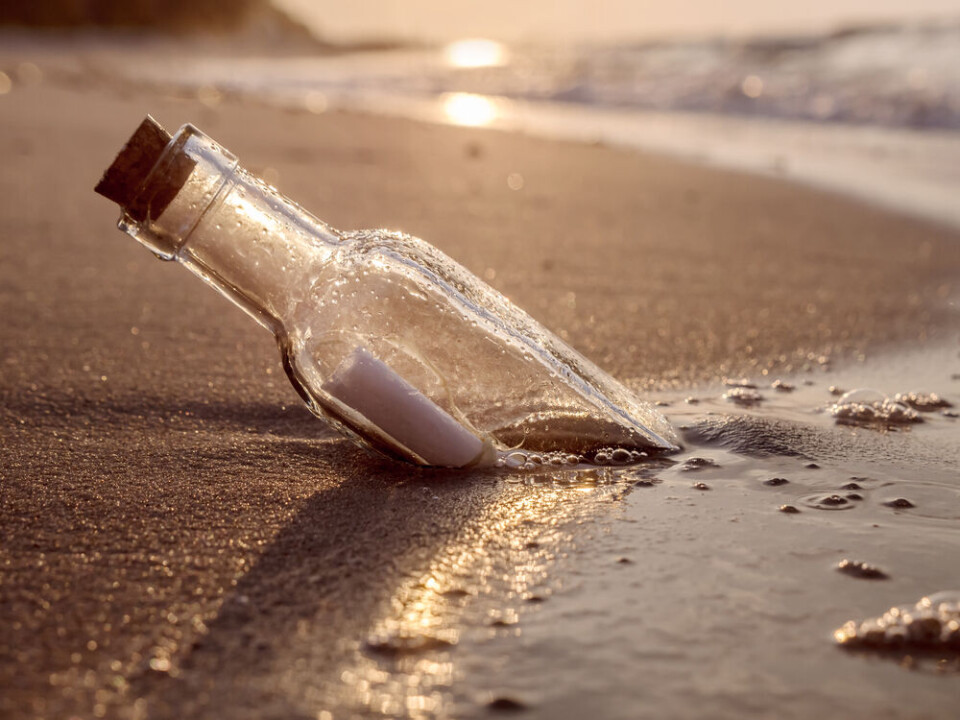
left=95, top=116, right=200, bottom=227
left=95, top=116, right=172, bottom=212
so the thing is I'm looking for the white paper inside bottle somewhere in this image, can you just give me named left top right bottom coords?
left=322, top=346, right=485, bottom=467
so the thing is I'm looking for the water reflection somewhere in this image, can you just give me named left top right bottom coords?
left=442, top=92, right=498, bottom=127
left=444, top=38, right=508, bottom=68
left=333, top=471, right=633, bottom=717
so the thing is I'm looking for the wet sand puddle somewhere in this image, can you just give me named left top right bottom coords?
left=259, top=463, right=663, bottom=719
left=312, top=344, right=960, bottom=719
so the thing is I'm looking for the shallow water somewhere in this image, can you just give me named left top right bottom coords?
left=307, top=344, right=960, bottom=718
left=100, top=23, right=960, bottom=130
left=19, top=24, right=960, bottom=228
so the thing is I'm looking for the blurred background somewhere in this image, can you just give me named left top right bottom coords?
left=273, top=0, right=960, bottom=42
left=4, top=0, right=960, bottom=40
left=3, top=0, right=960, bottom=123
left=3, top=0, right=959, bottom=128
left=5, top=0, right=958, bottom=225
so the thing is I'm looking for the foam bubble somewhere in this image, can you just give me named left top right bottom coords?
left=830, top=389, right=921, bottom=427
left=834, top=591, right=960, bottom=650
left=723, top=387, right=763, bottom=406
left=894, top=392, right=953, bottom=412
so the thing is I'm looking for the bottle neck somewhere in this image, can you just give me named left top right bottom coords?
left=118, top=125, right=341, bottom=333
left=176, top=170, right=342, bottom=332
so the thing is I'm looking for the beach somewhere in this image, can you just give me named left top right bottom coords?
left=1, top=38, right=959, bottom=719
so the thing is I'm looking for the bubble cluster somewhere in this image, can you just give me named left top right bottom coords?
left=494, top=447, right=649, bottom=471
left=893, top=392, right=953, bottom=412
left=836, top=559, right=888, bottom=580
left=834, top=592, right=960, bottom=650
left=830, top=389, right=921, bottom=427
left=723, top=387, right=763, bottom=406
left=496, top=450, right=578, bottom=471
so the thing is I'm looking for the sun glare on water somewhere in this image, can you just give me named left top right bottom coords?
left=442, top=93, right=498, bottom=127
left=444, top=38, right=508, bottom=68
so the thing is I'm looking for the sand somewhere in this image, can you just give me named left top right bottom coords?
left=1, top=43, right=959, bottom=719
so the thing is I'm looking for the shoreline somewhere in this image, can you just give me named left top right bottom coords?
left=6, top=34, right=960, bottom=231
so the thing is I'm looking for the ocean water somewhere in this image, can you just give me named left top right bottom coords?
left=123, top=23, right=960, bottom=128
left=102, top=21, right=960, bottom=227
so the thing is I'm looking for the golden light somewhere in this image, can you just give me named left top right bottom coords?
left=284, top=472, right=627, bottom=717
left=442, top=93, right=498, bottom=127
left=741, top=74, right=764, bottom=98
left=443, top=38, right=508, bottom=68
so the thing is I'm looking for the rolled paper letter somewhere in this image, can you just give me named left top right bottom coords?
left=322, top=347, right=485, bottom=467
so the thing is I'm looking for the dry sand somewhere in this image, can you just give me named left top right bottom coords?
left=2, top=52, right=959, bottom=719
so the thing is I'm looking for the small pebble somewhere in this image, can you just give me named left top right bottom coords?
left=829, top=386, right=845, bottom=396
left=771, top=379, right=795, bottom=392
left=693, top=482, right=710, bottom=491
left=884, top=498, right=916, bottom=509
left=723, top=387, right=763, bottom=406
left=806, top=463, right=820, bottom=469
left=488, top=697, right=527, bottom=712
left=841, top=482, right=863, bottom=490
left=633, top=479, right=656, bottom=488
left=821, top=495, right=848, bottom=506
left=681, top=457, right=719, bottom=471
left=837, top=559, right=889, bottom=580
left=845, top=493, right=864, bottom=501
left=764, top=477, right=790, bottom=486
left=779, top=505, right=800, bottom=514
left=440, top=589, right=471, bottom=599
left=364, top=634, right=455, bottom=658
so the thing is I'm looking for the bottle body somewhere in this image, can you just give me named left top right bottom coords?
left=107, top=121, right=679, bottom=467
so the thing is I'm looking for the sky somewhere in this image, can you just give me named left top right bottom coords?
left=273, top=0, right=960, bottom=43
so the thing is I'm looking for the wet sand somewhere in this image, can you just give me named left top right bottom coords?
left=1, top=48, right=960, bottom=719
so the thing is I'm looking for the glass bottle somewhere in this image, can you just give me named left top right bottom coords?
left=96, top=117, right=679, bottom=468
